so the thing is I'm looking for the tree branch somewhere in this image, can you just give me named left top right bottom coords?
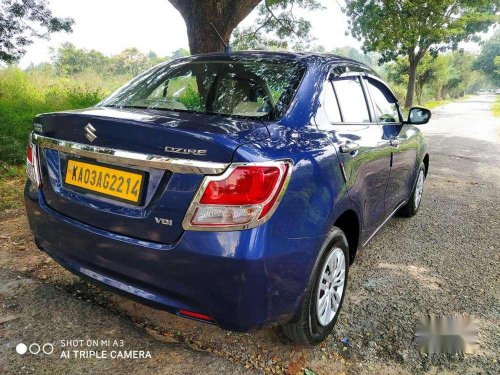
left=264, top=0, right=300, bottom=37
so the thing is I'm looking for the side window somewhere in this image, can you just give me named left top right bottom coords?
left=331, top=77, right=371, bottom=123
left=322, top=82, right=342, bottom=123
left=366, top=78, right=400, bottom=123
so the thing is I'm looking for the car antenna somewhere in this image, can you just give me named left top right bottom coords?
left=210, top=23, right=233, bottom=54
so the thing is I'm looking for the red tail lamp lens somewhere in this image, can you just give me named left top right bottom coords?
left=185, top=161, right=292, bottom=229
left=258, top=164, right=290, bottom=219
left=200, top=166, right=281, bottom=205
left=27, top=143, right=34, bottom=164
left=26, top=140, right=42, bottom=188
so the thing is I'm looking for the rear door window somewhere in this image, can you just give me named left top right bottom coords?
left=331, top=77, right=371, bottom=123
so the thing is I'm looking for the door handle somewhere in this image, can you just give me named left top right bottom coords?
left=339, top=142, right=360, bottom=153
left=390, top=139, right=400, bottom=148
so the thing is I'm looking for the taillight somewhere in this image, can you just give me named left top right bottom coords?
left=26, top=132, right=42, bottom=188
left=183, top=161, right=292, bottom=230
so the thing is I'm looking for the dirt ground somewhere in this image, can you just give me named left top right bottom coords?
left=1, top=95, right=499, bottom=374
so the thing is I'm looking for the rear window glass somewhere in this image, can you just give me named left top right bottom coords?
left=101, top=58, right=305, bottom=120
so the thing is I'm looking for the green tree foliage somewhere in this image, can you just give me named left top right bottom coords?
left=387, top=54, right=445, bottom=104
left=232, top=0, right=323, bottom=51
left=51, top=43, right=108, bottom=76
left=0, top=0, right=73, bottom=63
left=108, top=48, right=164, bottom=76
left=445, top=52, right=482, bottom=98
left=171, top=48, right=190, bottom=59
left=474, top=31, right=500, bottom=85
left=330, top=46, right=381, bottom=69
left=386, top=51, right=481, bottom=104
left=51, top=43, right=165, bottom=78
left=343, top=0, right=498, bottom=108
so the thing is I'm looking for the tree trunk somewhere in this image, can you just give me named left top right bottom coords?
left=441, top=87, right=447, bottom=99
left=169, top=0, right=261, bottom=54
left=435, top=85, right=443, bottom=101
left=417, top=86, right=423, bottom=105
left=405, top=59, right=418, bottom=109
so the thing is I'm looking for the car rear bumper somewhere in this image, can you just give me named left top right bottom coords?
left=25, top=181, right=323, bottom=332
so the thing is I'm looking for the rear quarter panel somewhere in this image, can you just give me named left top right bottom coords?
left=232, top=58, right=358, bottom=242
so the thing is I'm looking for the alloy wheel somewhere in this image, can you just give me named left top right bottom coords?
left=316, top=248, right=346, bottom=326
left=414, top=170, right=425, bottom=210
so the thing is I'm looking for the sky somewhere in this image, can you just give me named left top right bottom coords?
left=19, top=0, right=362, bottom=68
left=19, top=0, right=488, bottom=68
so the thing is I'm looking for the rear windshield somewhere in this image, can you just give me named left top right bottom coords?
left=100, top=58, right=305, bottom=119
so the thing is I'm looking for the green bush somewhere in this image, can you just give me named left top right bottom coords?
left=493, top=95, right=500, bottom=117
left=0, top=67, right=107, bottom=165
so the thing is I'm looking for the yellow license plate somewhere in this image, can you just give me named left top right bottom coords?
left=64, top=159, right=145, bottom=204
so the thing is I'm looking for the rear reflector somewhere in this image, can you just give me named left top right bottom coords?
left=26, top=132, right=42, bottom=188
left=183, top=160, right=292, bottom=231
left=178, top=309, right=213, bottom=321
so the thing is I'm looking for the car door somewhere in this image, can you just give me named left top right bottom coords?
left=363, top=76, right=418, bottom=212
left=315, top=67, right=392, bottom=241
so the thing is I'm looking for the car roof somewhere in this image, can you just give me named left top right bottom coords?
left=176, top=50, right=375, bottom=73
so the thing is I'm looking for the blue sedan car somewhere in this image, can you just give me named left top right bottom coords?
left=25, top=52, right=430, bottom=344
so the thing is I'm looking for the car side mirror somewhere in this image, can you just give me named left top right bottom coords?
left=407, top=107, right=431, bottom=125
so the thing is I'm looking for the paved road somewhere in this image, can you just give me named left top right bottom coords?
left=422, top=94, right=500, bottom=144
left=1, top=95, right=499, bottom=374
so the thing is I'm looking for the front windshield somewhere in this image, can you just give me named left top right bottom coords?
left=100, top=58, right=305, bottom=119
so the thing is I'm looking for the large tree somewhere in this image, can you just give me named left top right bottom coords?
left=169, top=0, right=261, bottom=54
left=0, top=0, right=73, bottom=64
left=343, top=0, right=498, bottom=108
left=474, top=30, right=500, bottom=86
left=169, top=0, right=320, bottom=54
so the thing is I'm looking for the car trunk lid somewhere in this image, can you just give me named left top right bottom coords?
left=34, top=107, right=269, bottom=244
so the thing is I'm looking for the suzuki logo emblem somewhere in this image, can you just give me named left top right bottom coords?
left=84, top=123, right=97, bottom=142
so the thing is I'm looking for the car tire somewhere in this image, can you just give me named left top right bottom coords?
left=399, top=164, right=426, bottom=217
left=281, top=227, right=349, bottom=345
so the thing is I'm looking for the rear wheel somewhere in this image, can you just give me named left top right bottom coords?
left=281, top=227, right=349, bottom=345
left=399, top=164, right=426, bottom=217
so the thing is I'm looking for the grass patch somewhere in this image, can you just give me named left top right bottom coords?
left=0, top=164, right=25, bottom=212
left=422, top=99, right=453, bottom=109
left=0, top=67, right=114, bottom=165
left=421, top=96, right=471, bottom=110
left=492, top=96, right=500, bottom=117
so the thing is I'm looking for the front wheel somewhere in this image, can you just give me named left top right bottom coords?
left=399, top=164, right=426, bottom=217
left=281, top=227, right=349, bottom=345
